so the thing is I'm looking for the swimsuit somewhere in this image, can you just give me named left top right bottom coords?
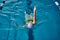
left=26, top=18, right=33, bottom=24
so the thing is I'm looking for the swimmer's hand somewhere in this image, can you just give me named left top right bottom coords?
left=32, top=21, right=36, bottom=24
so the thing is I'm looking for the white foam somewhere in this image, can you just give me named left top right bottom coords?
left=55, top=1, right=59, bottom=6
left=0, top=3, right=4, bottom=6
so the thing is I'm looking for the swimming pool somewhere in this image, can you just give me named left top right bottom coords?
left=0, top=0, right=60, bottom=40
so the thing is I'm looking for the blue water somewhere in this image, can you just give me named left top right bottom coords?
left=0, top=0, right=60, bottom=40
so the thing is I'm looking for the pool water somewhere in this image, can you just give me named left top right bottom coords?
left=0, top=0, right=60, bottom=40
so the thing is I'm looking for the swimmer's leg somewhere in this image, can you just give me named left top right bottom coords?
left=28, top=28, right=34, bottom=40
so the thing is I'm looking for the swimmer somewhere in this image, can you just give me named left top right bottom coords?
left=25, top=6, right=36, bottom=28
left=13, top=6, right=36, bottom=29
left=0, top=0, right=5, bottom=12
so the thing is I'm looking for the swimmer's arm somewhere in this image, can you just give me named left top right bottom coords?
left=32, top=6, right=36, bottom=24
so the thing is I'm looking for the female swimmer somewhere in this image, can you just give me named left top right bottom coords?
left=25, top=6, right=36, bottom=28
